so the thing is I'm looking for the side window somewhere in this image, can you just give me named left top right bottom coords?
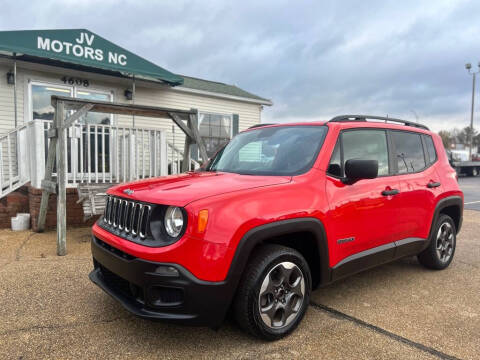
left=424, top=135, right=437, bottom=165
left=391, top=132, right=426, bottom=173
left=342, top=130, right=389, bottom=176
left=327, top=141, right=342, bottom=177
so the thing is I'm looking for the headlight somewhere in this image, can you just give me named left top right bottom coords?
left=164, top=206, right=184, bottom=238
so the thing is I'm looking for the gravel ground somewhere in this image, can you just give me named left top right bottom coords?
left=0, top=212, right=479, bottom=360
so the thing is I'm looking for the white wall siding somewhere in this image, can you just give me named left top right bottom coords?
left=0, top=64, right=25, bottom=133
left=0, top=61, right=263, bottom=158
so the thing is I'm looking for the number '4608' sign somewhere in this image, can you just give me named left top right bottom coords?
left=61, top=76, right=89, bottom=87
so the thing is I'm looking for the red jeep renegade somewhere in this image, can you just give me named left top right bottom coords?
left=90, top=115, right=463, bottom=340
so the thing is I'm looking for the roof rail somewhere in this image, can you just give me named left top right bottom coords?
left=248, top=123, right=277, bottom=129
left=328, top=115, right=429, bottom=130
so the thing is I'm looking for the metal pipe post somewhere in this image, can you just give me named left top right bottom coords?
left=469, top=73, right=476, bottom=160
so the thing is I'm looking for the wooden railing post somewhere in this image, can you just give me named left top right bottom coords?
left=189, top=109, right=208, bottom=163
left=28, top=121, right=46, bottom=189
left=181, top=116, right=192, bottom=173
left=56, top=101, right=67, bottom=256
left=128, top=130, right=136, bottom=180
left=160, top=131, right=167, bottom=176
left=37, top=125, right=59, bottom=232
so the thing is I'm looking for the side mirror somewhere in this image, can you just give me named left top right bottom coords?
left=343, top=159, right=378, bottom=184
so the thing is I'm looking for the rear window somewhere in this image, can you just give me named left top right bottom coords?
left=391, top=131, right=426, bottom=173
left=424, top=135, right=437, bottom=165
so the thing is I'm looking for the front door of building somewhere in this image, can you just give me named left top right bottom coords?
left=31, top=82, right=113, bottom=182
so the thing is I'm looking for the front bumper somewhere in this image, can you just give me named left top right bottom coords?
left=89, top=236, right=233, bottom=327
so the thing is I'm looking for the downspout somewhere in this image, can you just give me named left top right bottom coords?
left=13, top=53, right=17, bottom=128
left=132, top=74, right=136, bottom=128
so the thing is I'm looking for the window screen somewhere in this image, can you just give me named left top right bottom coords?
left=424, top=135, right=437, bottom=165
left=392, top=132, right=426, bottom=173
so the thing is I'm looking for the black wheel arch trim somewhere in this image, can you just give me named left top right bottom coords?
left=422, top=195, right=463, bottom=252
left=430, top=196, right=463, bottom=235
left=226, top=217, right=331, bottom=291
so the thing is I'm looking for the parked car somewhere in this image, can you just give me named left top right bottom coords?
left=89, top=115, right=463, bottom=340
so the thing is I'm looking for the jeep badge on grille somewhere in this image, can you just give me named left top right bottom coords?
left=123, top=189, right=134, bottom=195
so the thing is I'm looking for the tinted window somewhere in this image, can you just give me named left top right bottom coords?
left=424, top=135, right=437, bottom=164
left=392, top=132, right=426, bottom=173
left=208, top=126, right=328, bottom=175
left=328, top=130, right=389, bottom=177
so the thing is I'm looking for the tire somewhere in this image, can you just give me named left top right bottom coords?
left=233, top=244, right=311, bottom=341
left=418, top=214, right=456, bottom=270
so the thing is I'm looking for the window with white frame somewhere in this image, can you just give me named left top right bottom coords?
left=198, top=112, right=233, bottom=158
left=30, top=82, right=113, bottom=124
left=31, top=84, right=72, bottom=121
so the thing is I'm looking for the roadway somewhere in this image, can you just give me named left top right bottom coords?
left=459, top=176, right=480, bottom=211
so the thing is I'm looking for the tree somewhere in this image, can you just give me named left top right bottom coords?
left=475, top=132, right=480, bottom=147
left=438, top=130, right=454, bottom=148
left=461, top=126, right=478, bottom=145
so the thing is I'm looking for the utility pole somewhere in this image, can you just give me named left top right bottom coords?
left=465, top=62, right=479, bottom=160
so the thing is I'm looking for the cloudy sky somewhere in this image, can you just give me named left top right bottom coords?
left=2, top=0, right=480, bottom=132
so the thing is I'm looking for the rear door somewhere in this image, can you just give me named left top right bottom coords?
left=391, top=131, right=441, bottom=241
left=325, top=129, right=401, bottom=270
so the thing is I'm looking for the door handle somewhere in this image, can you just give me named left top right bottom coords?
left=381, top=189, right=399, bottom=196
left=427, top=182, right=441, bottom=188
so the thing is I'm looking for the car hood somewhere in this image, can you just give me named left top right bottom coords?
left=108, top=171, right=292, bottom=206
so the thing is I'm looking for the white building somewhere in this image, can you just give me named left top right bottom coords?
left=0, top=29, right=272, bottom=228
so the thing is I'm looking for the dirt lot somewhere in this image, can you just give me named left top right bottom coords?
left=0, top=211, right=479, bottom=360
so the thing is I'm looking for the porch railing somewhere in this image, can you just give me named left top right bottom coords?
left=0, top=124, right=30, bottom=197
left=0, top=119, right=201, bottom=197
left=167, top=141, right=200, bottom=174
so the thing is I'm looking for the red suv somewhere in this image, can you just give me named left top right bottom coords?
left=90, top=115, right=463, bottom=340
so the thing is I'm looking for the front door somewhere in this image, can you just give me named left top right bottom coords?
left=74, top=90, right=113, bottom=179
left=325, top=129, right=401, bottom=276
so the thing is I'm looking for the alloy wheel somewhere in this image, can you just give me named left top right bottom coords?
left=436, top=222, right=454, bottom=263
left=258, top=261, right=305, bottom=329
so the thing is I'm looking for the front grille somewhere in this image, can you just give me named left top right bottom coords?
left=103, top=195, right=152, bottom=239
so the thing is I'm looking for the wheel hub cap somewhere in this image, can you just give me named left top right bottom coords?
left=436, top=222, right=454, bottom=263
left=258, top=261, right=305, bottom=329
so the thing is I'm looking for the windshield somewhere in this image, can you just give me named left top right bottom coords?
left=207, top=125, right=328, bottom=175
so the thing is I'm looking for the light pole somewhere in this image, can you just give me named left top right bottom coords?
left=465, top=62, right=479, bottom=160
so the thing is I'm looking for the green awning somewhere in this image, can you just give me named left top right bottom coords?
left=0, top=29, right=183, bottom=86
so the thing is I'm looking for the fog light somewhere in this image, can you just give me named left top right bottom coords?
left=155, top=265, right=179, bottom=277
